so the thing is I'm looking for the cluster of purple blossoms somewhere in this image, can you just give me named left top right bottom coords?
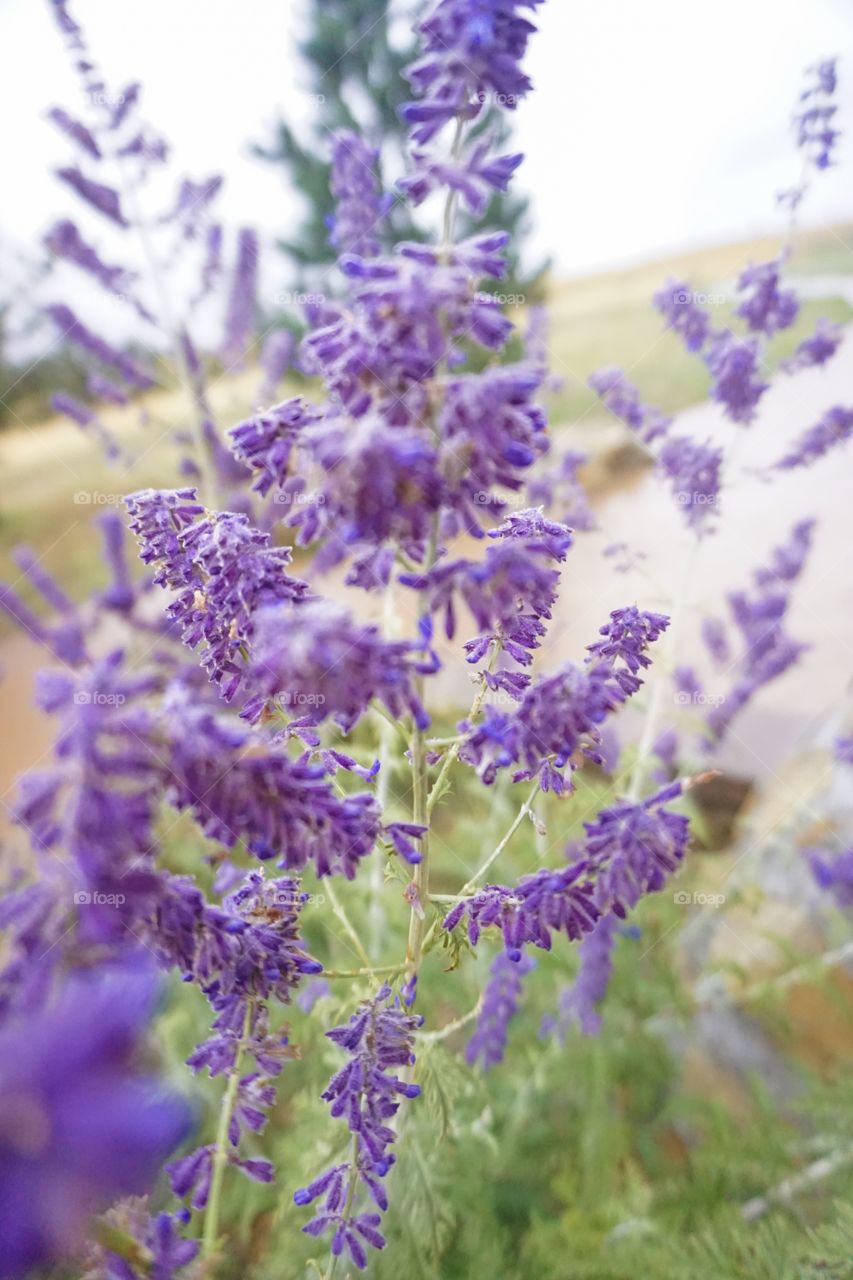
left=161, top=686, right=422, bottom=879
left=125, top=488, right=310, bottom=701
left=0, top=958, right=191, bottom=1280
left=293, top=985, right=422, bottom=1270
left=222, top=228, right=259, bottom=365
left=588, top=365, right=722, bottom=531
left=793, top=58, right=840, bottom=171
left=43, top=0, right=257, bottom=487
left=241, top=599, right=430, bottom=733
left=461, top=606, right=669, bottom=789
left=168, top=870, right=321, bottom=1213
left=654, top=61, right=843, bottom=436
left=526, top=448, right=595, bottom=532
left=807, top=847, right=853, bottom=910
left=401, top=0, right=542, bottom=138
left=780, top=317, right=843, bottom=375
left=654, top=282, right=769, bottom=426
left=260, top=3, right=548, bottom=595
left=588, top=367, right=672, bottom=443
left=327, top=131, right=393, bottom=257
left=540, top=911, right=619, bottom=1039
left=735, top=257, right=799, bottom=337
left=444, top=782, right=690, bottom=960
left=705, top=520, right=814, bottom=742
left=228, top=396, right=318, bottom=496
left=467, top=951, right=536, bottom=1068
left=13, top=650, right=164, bottom=938
left=776, top=404, right=853, bottom=470
left=659, top=435, right=724, bottom=530
left=401, top=507, right=571, bottom=689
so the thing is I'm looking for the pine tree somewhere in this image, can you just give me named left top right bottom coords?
left=252, top=0, right=546, bottom=294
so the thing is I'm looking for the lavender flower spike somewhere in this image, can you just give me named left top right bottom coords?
left=0, top=956, right=190, bottom=1278
left=294, top=985, right=422, bottom=1270
left=467, top=951, right=535, bottom=1068
left=328, top=130, right=393, bottom=258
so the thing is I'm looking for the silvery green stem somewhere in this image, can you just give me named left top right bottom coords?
left=202, top=1000, right=253, bottom=1264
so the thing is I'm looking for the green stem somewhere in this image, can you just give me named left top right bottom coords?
left=324, top=963, right=406, bottom=980
left=403, top=100, right=466, bottom=988
left=421, top=778, right=541, bottom=954
left=325, top=878, right=373, bottom=969
left=427, top=640, right=500, bottom=815
left=202, top=1000, right=253, bottom=1263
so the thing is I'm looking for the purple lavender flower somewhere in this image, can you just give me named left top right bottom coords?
left=445, top=783, right=690, bottom=958
left=588, top=367, right=672, bottom=443
left=294, top=985, right=422, bottom=1270
left=402, top=508, right=570, bottom=670
left=401, top=0, right=544, bottom=144
left=55, top=166, right=128, bottom=226
left=444, top=864, right=599, bottom=959
left=781, top=318, right=842, bottom=374
left=438, top=362, right=549, bottom=526
left=81, top=1200, right=197, bottom=1280
left=704, top=331, right=768, bottom=425
left=399, top=141, right=523, bottom=215
left=753, top=518, right=814, bottom=587
left=466, top=950, right=535, bottom=1068
left=586, top=606, right=670, bottom=674
left=776, top=404, right=853, bottom=470
left=0, top=956, right=190, bottom=1279
left=162, top=176, right=224, bottom=238
left=228, top=397, right=318, bottom=496
left=653, top=280, right=712, bottom=352
left=125, top=489, right=310, bottom=700
left=47, top=104, right=101, bottom=158
left=243, top=599, right=429, bottom=732
left=97, top=510, right=136, bottom=613
left=707, top=522, right=814, bottom=742
left=3, top=545, right=86, bottom=663
left=44, top=219, right=136, bottom=299
left=807, top=847, right=853, bottom=910
left=13, top=652, right=164, bottom=934
left=461, top=608, right=668, bottom=789
left=659, top=435, right=723, bottom=530
left=164, top=868, right=320, bottom=1209
left=46, top=304, right=153, bottom=389
left=328, top=130, right=393, bottom=258
left=584, top=781, right=690, bottom=914
left=257, top=328, right=295, bottom=403
left=286, top=414, right=445, bottom=580
left=794, top=58, right=840, bottom=170
left=161, top=686, right=411, bottom=879
left=222, top=227, right=258, bottom=365
left=193, top=221, right=223, bottom=305
left=542, top=911, right=618, bottom=1038
left=701, top=616, right=730, bottom=666
left=735, top=258, right=799, bottom=336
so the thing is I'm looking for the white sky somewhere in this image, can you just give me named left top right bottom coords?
left=0, top=0, right=851, bottom=291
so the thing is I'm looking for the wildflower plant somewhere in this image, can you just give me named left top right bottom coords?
left=0, top=4, right=851, bottom=1280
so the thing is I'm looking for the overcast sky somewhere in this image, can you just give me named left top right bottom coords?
left=1, top=0, right=851, bottom=292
